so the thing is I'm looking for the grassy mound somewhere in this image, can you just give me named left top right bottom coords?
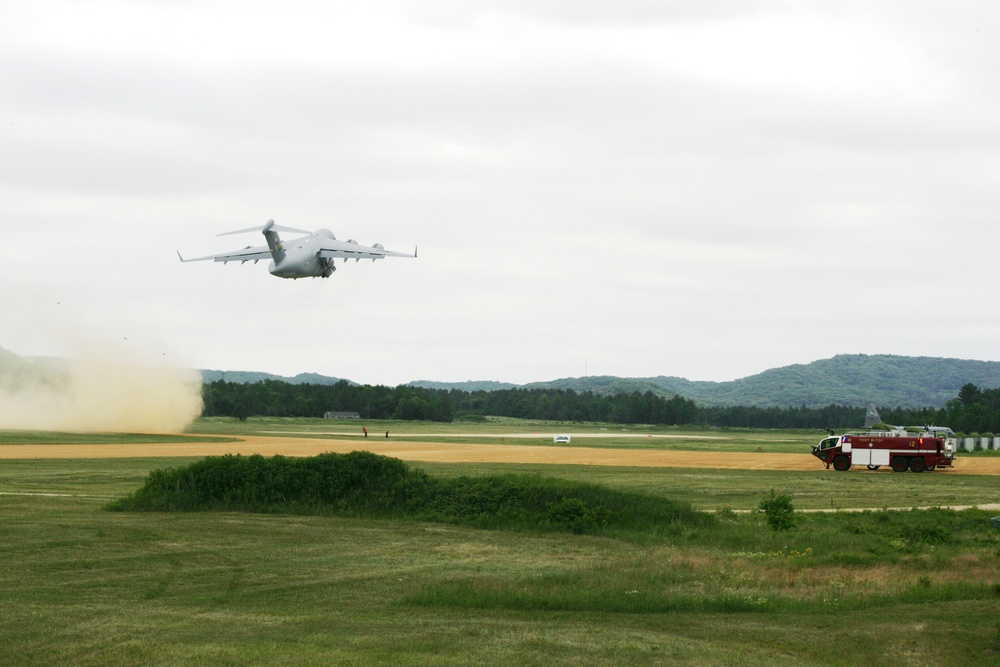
left=107, top=451, right=710, bottom=535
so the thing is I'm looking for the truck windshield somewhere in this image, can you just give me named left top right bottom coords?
left=819, top=437, right=839, bottom=450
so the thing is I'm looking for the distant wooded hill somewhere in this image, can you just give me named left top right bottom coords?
left=194, top=355, right=1000, bottom=409
left=198, top=355, right=1000, bottom=408
left=408, top=355, right=1000, bottom=408
left=200, top=370, right=354, bottom=386
left=6, top=348, right=998, bottom=416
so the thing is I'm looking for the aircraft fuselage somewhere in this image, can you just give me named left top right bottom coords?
left=267, top=230, right=336, bottom=279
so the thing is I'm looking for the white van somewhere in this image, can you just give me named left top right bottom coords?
left=553, top=435, right=571, bottom=444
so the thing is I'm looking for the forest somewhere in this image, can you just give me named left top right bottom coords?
left=200, top=379, right=1000, bottom=434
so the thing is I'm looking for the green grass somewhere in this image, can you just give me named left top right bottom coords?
left=965, top=448, right=1000, bottom=457
left=414, top=462, right=1000, bottom=511
left=3, top=484, right=999, bottom=666
left=0, top=429, right=237, bottom=445
left=3, top=420, right=1000, bottom=665
left=188, top=416, right=825, bottom=453
left=0, top=457, right=198, bottom=498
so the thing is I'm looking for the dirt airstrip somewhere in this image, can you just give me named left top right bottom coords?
left=2, top=434, right=1000, bottom=475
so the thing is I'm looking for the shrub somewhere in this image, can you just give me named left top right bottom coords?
left=108, top=452, right=708, bottom=537
left=758, top=489, right=796, bottom=531
left=546, top=497, right=609, bottom=534
left=107, top=452, right=430, bottom=515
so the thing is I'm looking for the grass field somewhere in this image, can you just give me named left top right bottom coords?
left=189, top=416, right=824, bottom=453
left=0, top=430, right=238, bottom=446
left=2, top=419, right=1000, bottom=666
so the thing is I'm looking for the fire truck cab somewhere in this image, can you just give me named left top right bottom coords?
left=812, top=428, right=956, bottom=473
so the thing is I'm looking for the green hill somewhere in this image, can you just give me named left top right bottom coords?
left=8, top=347, right=996, bottom=409
left=407, top=380, right=519, bottom=392
left=425, top=355, right=1000, bottom=408
left=199, top=370, right=352, bottom=385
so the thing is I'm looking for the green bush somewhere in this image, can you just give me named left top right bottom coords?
left=109, top=452, right=428, bottom=515
left=546, top=497, right=609, bottom=533
left=108, top=452, right=708, bottom=537
left=758, top=489, right=796, bottom=531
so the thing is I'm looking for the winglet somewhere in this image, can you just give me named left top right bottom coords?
left=176, top=249, right=218, bottom=263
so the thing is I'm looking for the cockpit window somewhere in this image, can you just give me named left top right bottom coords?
left=820, top=437, right=839, bottom=450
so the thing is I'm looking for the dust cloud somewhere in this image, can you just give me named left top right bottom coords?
left=0, top=344, right=203, bottom=433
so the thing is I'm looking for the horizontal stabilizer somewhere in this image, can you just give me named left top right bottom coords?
left=218, top=219, right=311, bottom=237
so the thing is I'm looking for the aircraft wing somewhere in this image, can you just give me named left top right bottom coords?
left=317, top=239, right=416, bottom=261
left=177, top=244, right=272, bottom=263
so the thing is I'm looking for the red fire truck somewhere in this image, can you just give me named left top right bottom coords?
left=812, top=428, right=956, bottom=472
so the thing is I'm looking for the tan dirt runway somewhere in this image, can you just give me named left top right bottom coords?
left=2, top=434, right=1000, bottom=475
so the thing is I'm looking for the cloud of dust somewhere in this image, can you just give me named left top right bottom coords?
left=0, top=343, right=203, bottom=433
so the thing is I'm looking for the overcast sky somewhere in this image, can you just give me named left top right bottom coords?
left=2, top=0, right=998, bottom=386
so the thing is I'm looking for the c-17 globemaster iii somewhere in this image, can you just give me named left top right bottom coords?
left=177, top=219, right=416, bottom=279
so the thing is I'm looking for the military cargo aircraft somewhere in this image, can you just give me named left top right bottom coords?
left=178, top=219, right=415, bottom=279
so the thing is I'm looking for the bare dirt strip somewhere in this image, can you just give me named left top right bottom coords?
left=2, top=434, right=1000, bottom=475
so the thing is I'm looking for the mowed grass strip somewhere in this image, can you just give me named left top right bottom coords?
left=3, top=446, right=997, bottom=511
left=0, top=429, right=237, bottom=446
left=189, top=417, right=825, bottom=453
left=415, top=461, right=1000, bottom=511
left=0, top=457, right=213, bottom=499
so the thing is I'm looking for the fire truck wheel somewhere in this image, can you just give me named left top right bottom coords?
left=867, top=464, right=880, bottom=470
left=891, top=457, right=909, bottom=473
left=910, top=457, right=926, bottom=473
left=833, top=455, right=851, bottom=471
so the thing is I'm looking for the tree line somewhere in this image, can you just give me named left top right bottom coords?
left=200, top=379, right=1000, bottom=433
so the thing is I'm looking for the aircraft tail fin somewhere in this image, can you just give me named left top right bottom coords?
left=864, top=404, right=882, bottom=429
left=260, top=219, right=286, bottom=264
